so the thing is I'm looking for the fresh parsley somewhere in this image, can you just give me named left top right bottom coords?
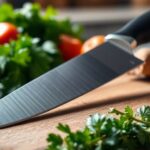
left=0, top=3, right=83, bottom=43
left=46, top=106, right=150, bottom=150
left=0, top=3, right=83, bottom=97
left=0, top=35, right=62, bottom=97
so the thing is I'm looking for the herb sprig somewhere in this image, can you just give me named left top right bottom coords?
left=0, top=3, right=83, bottom=43
left=0, top=35, right=62, bottom=97
left=46, top=106, right=150, bottom=150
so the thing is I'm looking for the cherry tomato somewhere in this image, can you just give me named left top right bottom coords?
left=81, top=35, right=105, bottom=53
left=59, top=34, right=82, bottom=61
left=0, top=22, right=18, bottom=44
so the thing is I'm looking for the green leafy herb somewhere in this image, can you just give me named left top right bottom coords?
left=137, top=106, right=150, bottom=122
left=0, top=3, right=83, bottom=97
left=46, top=106, right=150, bottom=150
left=0, top=35, right=63, bottom=97
left=0, top=3, right=83, bottom=43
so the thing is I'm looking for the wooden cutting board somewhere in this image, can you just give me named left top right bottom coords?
left=0, top=74, right=150, bottom=150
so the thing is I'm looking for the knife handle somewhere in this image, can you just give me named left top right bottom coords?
left=114, top=10, right=150, bottom=44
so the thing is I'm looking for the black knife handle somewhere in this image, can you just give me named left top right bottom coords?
left=114, top=10, right=150, bottom=42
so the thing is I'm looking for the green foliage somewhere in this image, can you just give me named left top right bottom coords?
left=46, top=106, right=150, bottom=150
left=0, top=3, right=83, bottom=97
left=0, top=3, right=14, bottom=21
left=0, top=3, right=83, bottom=43
left=137, top=106, right=150, bottom=122
left=0, top=35, right=63, bottom=97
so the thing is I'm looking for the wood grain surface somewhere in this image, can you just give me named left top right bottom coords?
left=0, top=74, right=150, bottom=150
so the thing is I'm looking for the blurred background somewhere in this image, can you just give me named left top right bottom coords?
left=2, top=0, right=150, bottom=8
left=1, top=0, right=149, bottom=39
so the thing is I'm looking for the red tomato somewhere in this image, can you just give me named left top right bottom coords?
left=0, top=22, right=18, bottom=44
left=81, top=35, right=105, bottom=53
left=59, top=34, right=82, bottom=61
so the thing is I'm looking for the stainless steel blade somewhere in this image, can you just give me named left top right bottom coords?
left=0, top=41, right=142, bottom=128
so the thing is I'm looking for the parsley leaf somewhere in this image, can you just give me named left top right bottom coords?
left=0, top=35, right=62, bottom=97
left=46, top=106, right=150, bottom=150
left=137, top=106, right=150, bottom=122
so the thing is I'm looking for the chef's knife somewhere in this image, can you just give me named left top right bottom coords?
left=0, top=11, right=149, bottom=128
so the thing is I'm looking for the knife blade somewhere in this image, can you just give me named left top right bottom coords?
left=1, top=10, right=150, bottom=128
left=0, top=41, right=142, bottom=128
